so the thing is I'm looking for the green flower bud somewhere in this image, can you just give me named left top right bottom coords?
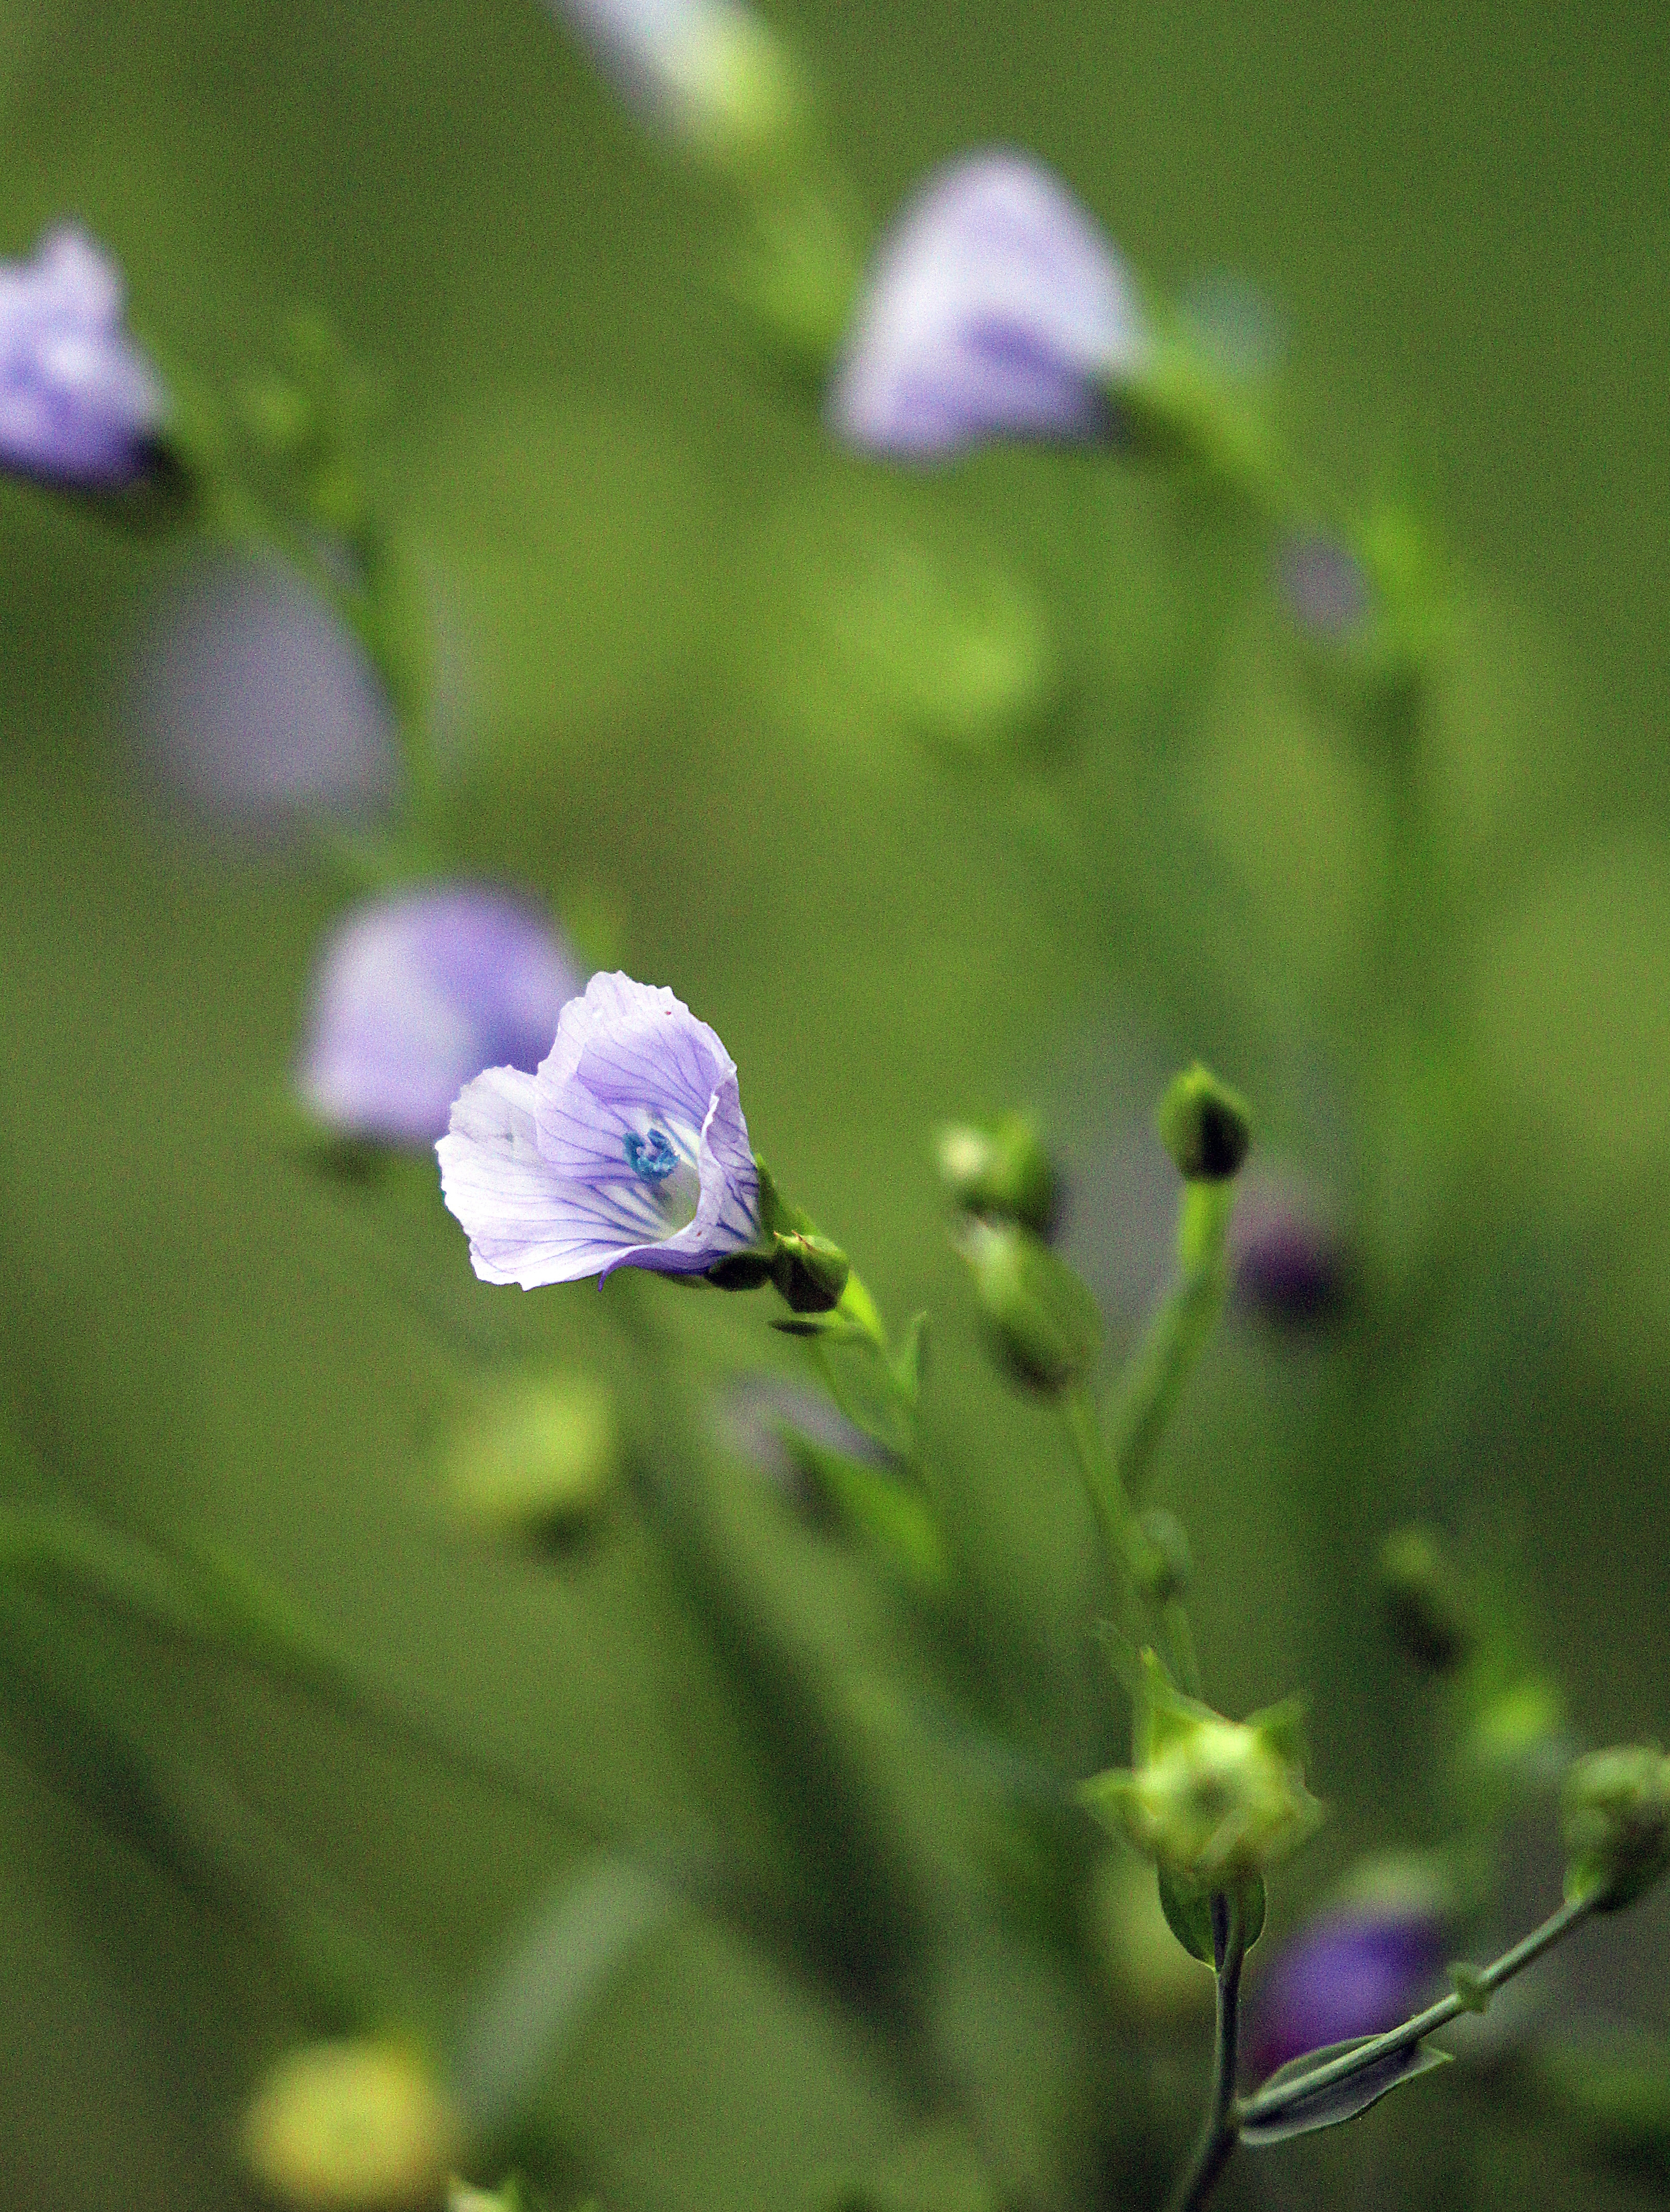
left=1132, top=1507, right=1192, bottom=1604
left=772, top=1230, right=851, bottom=1314
left=958, top=1218, right=1100, bottom=1394
left=1379, top=1524, right=1473, bottom=1672
left=443, top=1373, right=619, bottom=1544
left=1562, top=1746, right=1670, bottom=1912
left=933, top=1112, right=1061, bottom=1237
left=1080, top=1653, right=1322, bottom=1888
left=1156, top=1065, right=1253, bottom=1183
left=240, top=2039, right=460, bottom=2210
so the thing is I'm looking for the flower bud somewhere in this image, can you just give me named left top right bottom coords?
left=1229, top=1166, right=1347, bottom=1325
left=958, top=1218, right=1100, bottom=1394
left=443, top=1373, right=620, bottom=1543
left=1080, top=1656, right=1322, bottom=1888
left=239, top=2039, right=460, bottom=2209
left=1379, top=1524, right=1474, bottom=1672
left=0, top=226, right=167, bottom=492
left=548, top=0, right=807, bottom=168
left=771, top=1230, right=850, bottom=1314
left=1156, top=1065, right=1252, bottom=1183
left=1131, top=1507, right=1192, bottom=1605
left=934, top=1112, right=1061, bottom=1237
left=1562, top=1746, right=1670, bottom=1912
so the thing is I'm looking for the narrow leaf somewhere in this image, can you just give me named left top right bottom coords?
left=1240, top=2036, right=1452, bottom=2145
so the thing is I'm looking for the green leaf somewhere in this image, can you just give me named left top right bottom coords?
left=1239, top=2036, right=1452, bottom=2145
left=892, top=1312, right=929, bottom=1406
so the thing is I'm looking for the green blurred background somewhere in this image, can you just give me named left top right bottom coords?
left=1, top=2, right=1668, bottom=2207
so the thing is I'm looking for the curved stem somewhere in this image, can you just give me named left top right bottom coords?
left=1166, top=1889, right=1247, bottom=2212
left=1235, top=1891, right=1595, bottom=2130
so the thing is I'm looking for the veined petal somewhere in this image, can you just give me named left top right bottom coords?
left=438, top=1067, right=633, bottom=1288
left=438, top=973, right=762, bottom=1288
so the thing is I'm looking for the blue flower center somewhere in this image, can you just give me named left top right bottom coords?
left=624, top=1128, right=679, bottom=1183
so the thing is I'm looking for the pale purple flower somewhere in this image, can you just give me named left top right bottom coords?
left=547, top=0, right=792, bottom=147
left=299, top=887, right=584, bottom=1148
left=0, top=226, right=164, bottom=488
left=828, top=152, right=1148, bottom=459
left=132, top=554, right=400, bottom=836
left=437, top=971, right=762, bottom=1287
left=1249, top=1901, right=1449, bottom=2079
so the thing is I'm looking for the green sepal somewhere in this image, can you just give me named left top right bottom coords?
left=1155, top=1869, right=1266, bottom=1964
left=772, top=1230, right=850, bottom=1314
left=1240, top=2036, right=1452, bottom=2145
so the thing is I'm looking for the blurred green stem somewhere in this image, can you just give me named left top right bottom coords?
left=1107, top=1180, right=1233, bottom=1507
left=1166, top=1888, right=1246, bottom=2212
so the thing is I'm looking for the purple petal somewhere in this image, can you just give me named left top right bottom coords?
left=0, top=225, right=164, bottom=488
left=439, top=972, right=761, bottom=1288
left=1249, top=1905, right=1449, bottom=2079
left=829, top=152, right=1147, bottom=459
left=299, top=886, right=584, bottom=1147
left=1230, top=1167, right=1348, bottom=1324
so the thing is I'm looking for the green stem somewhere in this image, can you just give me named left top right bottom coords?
left=1235, top=1891, right=1595, bottom=2130
left=1166, top=1889, right=1247, bottom=2212
left=1107, top=1180, right=1233, bottom=1507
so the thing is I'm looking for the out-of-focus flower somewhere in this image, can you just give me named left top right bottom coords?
left=1082, top=1657, right=1322, bottom=1888
left=132, top=553, right=401, bottom=834
left=443, top=1370, right=620, bottom=1541
left=1280, top=531, right=1370, bottom=641
left=299, top=886, right=584, bottom=1148
left=1229, top=1164, right=1347, bottom=1324
left=547, top=0, right=800, bottom=159
left=1248, top=1890, right=1450, bottom=2079
left=828, top=152, right=1148, bottom=458
left=438, top=970, right=762, bottom=1288
left=0, top=225, right=164, bottom=488
left=239, top=2038, right=460, bottom=2210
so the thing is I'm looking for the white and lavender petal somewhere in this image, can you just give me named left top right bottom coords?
left=299, top=886, right=584, bottom=1148
left=438, top=971, right=762, bottom=1288
left=828, top=152, right=1148, bottom=459
left=0, top=225, right=165, bottom=488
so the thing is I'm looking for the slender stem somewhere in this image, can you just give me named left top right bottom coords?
left=1236, top=1891, right=1596, bottom=2129
left=1107, top=1182, right=1232, bottom=1506
left=1166, top=1889, right=1247, bottom=2212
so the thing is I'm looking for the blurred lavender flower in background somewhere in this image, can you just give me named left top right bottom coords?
left=0, top=226, right=165, bottom=488
left=131, top=553, right=401, bottom=835
left=1248, top=1872, right=1452, bottom=2079
left=299, top=885, right=584, bottom=1148
left=438, top=971, right=762, bottom=1287
left=1280, top=531, right=1370, bottom=641
left=546, top=0, right=800, bottom=157
left=1229, top=1164, right=1348, bottom=1325
left=828, top=152, right=1148, bottom=458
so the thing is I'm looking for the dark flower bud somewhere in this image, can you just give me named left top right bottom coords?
left=959, top=1219, right=1100, bottom=1393
left=1562, top=1747, right=1670, bottom=1912
left=771, top=1230, right=851, bottom=1314
left=1379, top=1525, right=1474, bottom=1673
left=1133, top=1507, right=1192, bottom=1604
left=1156, top=1064, right=1252, bottom=1182
left=934, top=1111, right=1061, bottom=1236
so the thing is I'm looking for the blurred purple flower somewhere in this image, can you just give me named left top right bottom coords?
left=0, top=226, right=164, bottom=488
left=548, top=0, right=790, bottom=146
left=1280, top=531, right=1370, bottom=641
left=438, top=971, right=762, bottom=1287
left=1230, top=1167, right=1347, bottom=1324
left=299, top=887, right=584, bottom=1148
left=828, top=152, right=1148, bottom=458
left=1249, top=1901, right=1449, bottom=2080
left=131, top=553, right=401, bottom=835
